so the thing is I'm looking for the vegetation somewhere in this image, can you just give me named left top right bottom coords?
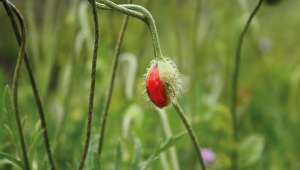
left=0, top=0, right=300, bottom=169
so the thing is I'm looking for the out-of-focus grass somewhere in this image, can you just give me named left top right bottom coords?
left=0, top=0, right=300, bottom=169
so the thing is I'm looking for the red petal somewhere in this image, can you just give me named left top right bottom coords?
left=146, top=64, right=169, bottom=108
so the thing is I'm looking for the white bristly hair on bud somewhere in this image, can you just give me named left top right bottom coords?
left=157, top=58, right=182, bottom=100
left=144, top=57, right=182, bottom=103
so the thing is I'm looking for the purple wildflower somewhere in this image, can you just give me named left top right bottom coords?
left=201, top=148, right=216, bottom=166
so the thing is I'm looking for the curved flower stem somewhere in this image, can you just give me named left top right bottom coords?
left=230, top=0, right=263, bottom=170
left=4, top=2, right=31, bottom=169
left=96, top=0, right=132, bottom=160
left=78, top=0, right=100, bottom=169
left=96, top=1, right=144, bottom=20
left=96, top=1, right=164, bottom=59
left=172, top=101, right=206, bottom=170
left=122, top=4, right=163, bottom=59
left=1, top=1, right=57, bottom=169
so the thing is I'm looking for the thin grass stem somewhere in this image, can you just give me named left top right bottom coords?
left=5, top=2, right=30, bottom=169
left=2, top=1, right=56, bottom=169
left=78, top=0, right=100, bottom=169
left=156, top=108, right=180, bottom=170
left=230, top=0, right=264, bottom=170
left=96, top=0, right=132, bottom=162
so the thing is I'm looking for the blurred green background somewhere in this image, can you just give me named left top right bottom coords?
left=0, top=0, right=300, bottom=169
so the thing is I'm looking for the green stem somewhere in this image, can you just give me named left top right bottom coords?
left=96, top=0, right=131, bottom=161
left=2, top=1, right=30, bottom=169
left=78, top=0, right=100, bottom=169
left=157, top=108, right=180, bottom=170
left=230, top=0, right=263, bottom=170
left=172, top=101, right=206, bottom=170
left=96, top=1, right=144, bottom=20
left=96, top=1, right=164, bottom=58
left=122, top=4, right=163, bottom=58
left=2, top=1, right=57, bottom=169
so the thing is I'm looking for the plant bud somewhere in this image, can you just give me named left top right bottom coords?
left=145, top=58, right=181, bottom=108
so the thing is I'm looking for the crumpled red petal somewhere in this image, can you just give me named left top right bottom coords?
left=146, top=63, right=170, bottom=108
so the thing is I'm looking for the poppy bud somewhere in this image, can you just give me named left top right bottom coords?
left=145, top=58, right=181, bottom=108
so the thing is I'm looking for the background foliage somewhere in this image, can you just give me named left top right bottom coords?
left=0, top=0, right=300, bottom=169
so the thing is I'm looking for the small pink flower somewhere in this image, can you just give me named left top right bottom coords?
left=201, top=148, right=216, bottom=165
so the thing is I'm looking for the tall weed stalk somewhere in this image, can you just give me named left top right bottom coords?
left=230, top=0, right=263, bottom=169
left=1, top=0, right=56, bottom=169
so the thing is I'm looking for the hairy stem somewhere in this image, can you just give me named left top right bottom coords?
left=172, top=101, right=206, bottom=170
left=96, top=1, right=164, bottom=58
left=122, top=4, right=163, bottom=58
left=78, top=0, right=100, bottom=169
left=96, top=1, right=144, bottom=20
left=230, top=0, right=263, bottom=170
left=2, top=0, right=56, bottom=169
left=96, top=0, right=132, bottom=161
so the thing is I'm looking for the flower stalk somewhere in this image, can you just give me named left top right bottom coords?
left=156, top=108, right=180, bottom=170
left=172, top=101, right=206, bottom=170
left=78, top=0, right=100, bottom=169
left=96, top=0, right=132, bottom=160
left=6, top=2, right=30, bottom=169
left=230, top=0, right=264, bottom=170
left=96, top=2, right=206, bottom=169
left=122, top=4, right=163, bottom=58
left=2, top=0, right=56, bottom=169
left=96, top=1, right=163, bottom=58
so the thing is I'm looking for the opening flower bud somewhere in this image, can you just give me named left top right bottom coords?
left=145, top=58, right=181, bottom=108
